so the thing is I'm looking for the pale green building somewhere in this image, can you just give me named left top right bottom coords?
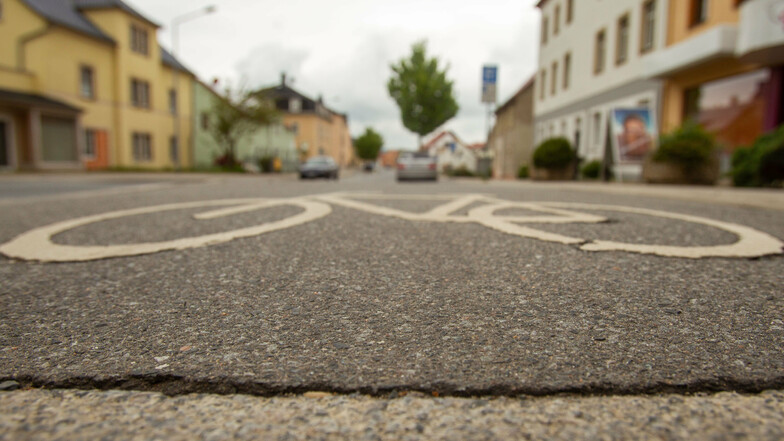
left=193, top=81, right=298, bottom=171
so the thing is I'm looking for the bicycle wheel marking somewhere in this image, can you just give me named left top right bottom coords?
left=0, top=198, right=331, bottom=262
left=0, top=192, right=781, bottom=262
left=553, top=203, right=784, bottom=258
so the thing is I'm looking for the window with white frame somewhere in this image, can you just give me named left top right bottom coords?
left=595, top=29, right=606, bottom=74
left=563, top=53, right=571, bottom=90
left=554, top=5, right=561, bottom=35
left=132, top=133, right=152, bottom=161
left=169, top=89, right=177, bottom=115
left=542, top=16, right=549, bottom=45
left=80, top=65, right=95, bottom=99
left=540, top=70, right=547, bottom=100
left=289, top=98, right=302, bottom=113
left=641, top=0, right=656, bottom=53
left=551, top=61, right=558, bottom=96
left=690, top=0, right=708, bottom=27
left=616, top=14, right=630, bottom=65
left=84, top=129, right=96, bottom=158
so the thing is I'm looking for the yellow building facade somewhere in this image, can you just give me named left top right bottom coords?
left=257, top=75, right=355, bottom=167
left=0, top=0, right=194, bottom=170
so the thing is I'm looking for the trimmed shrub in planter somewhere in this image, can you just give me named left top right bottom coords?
left=581, top=160, right=601, bottom=179
left=731, top=125, right=784, bottom=187
left=644, top=123, right=719, bottom=185
left=532, top=137, right=576, bottom=180
left=517, top=165, right=529, bottom=179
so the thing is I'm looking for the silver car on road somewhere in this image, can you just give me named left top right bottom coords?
left=397, top=152, right=437, bottom=181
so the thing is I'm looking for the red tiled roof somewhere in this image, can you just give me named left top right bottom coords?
left=422, top=130, right=463, bottom=151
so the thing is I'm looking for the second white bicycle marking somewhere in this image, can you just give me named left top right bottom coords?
left=0, top=192, right=781, bottom=262
left=321, top=193, right=784, bottom=258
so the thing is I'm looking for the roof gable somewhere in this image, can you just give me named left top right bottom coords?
left=422, top=130, right=464, bottom=151
left=74, top=0, right=159, bottom=27
left=161, top=46, right=193, bottom=75
left=255, top=83, right=347, bottom=119
left=22, top=0, right=115, bottom=43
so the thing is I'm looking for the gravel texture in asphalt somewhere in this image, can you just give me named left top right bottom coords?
left=2, top=389, right=784, bottom=441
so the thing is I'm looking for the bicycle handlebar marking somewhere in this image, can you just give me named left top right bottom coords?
left=1, top=192, right=781, bottom=262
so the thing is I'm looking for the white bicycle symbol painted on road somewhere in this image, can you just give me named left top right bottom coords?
left=1, top=192, right=782, bottom=262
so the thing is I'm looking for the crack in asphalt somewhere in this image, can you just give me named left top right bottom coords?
left=5, top=374, right=784, bottom=399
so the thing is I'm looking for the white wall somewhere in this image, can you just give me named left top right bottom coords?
left=425, top=132, right=478, bottom=173
left=534, top=0, right=668, bottom=117
left=534, top=89, right=657, bottom=160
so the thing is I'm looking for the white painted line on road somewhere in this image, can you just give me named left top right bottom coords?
left=1, top=192, right=781, bottom=261
left=0, top=198, right=332, bottom=262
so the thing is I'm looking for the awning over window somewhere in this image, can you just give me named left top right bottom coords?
left=0, top=89, right=81, bottom=114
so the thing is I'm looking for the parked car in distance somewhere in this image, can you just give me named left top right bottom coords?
left=363, top=161, right=375, bottom=172
left=299, top=156, right=339, bottom=180
left=397, top=152, right=437, bottom=181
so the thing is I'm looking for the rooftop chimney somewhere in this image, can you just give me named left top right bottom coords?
left=281, top=72, right=287, bottom=87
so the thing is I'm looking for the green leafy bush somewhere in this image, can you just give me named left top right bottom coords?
left=517, top=165, right=529, bottom=179
left=446, top=166, right=475, bottom=177
left=533, top=138, right=575, bottom=170
left=653, top=122, right=716, bottom=173
left=731, top=125, right=784, bottom=187
left=581, top=160, right=602, bottom=179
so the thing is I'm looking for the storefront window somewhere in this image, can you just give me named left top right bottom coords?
left=683, top=69, right=772, bottom=152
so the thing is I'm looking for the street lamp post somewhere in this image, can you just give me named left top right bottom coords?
left=170, top=5, right=216, bottom=168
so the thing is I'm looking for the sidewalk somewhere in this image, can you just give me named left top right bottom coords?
left=459, top=179, right=784, bottom=211
left=2, top=388, right=783, bottom=440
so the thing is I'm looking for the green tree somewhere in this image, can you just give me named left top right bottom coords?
left=209, top=87, right=277, bottom=167
left=387, top=41, right=459, bottom=147
left=354, top=128, right=384, bottom=161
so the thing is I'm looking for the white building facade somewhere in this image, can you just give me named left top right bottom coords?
left=534, top=0, right=670, bottom=179
left=422, top=131, right=479, bottom=173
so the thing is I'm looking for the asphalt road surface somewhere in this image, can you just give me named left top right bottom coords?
left=1, top=171, right=783, bottom=401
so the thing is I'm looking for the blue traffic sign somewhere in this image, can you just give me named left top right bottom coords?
left=482, top=66, right=497, bottom=85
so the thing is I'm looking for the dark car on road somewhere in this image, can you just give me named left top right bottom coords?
left=299, top=156, right=339, bottom=180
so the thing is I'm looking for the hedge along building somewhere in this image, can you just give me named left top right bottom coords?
left=0, top=0, right=194, bottom=171
left=193, top=80, right=298, bottom=171
left=644, top=0, right=784, bottom=171
left=533, top=0, right=669, bottom=180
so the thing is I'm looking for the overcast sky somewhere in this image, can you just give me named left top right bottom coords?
left=129, top=0, right=541, bottom=150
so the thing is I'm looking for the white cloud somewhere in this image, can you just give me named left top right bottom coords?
left=129, top=0, right=540, bottom=149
